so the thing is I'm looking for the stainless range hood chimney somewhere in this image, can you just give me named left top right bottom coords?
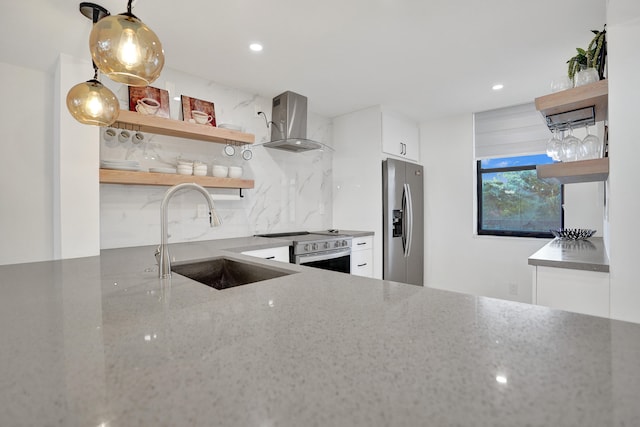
left=262, top=91, right=323, bottom=152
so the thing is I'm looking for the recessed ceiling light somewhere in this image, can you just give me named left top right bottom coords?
left=492, top=84, right=504, bottom=91
left=249, top=43, right=263, bottom=52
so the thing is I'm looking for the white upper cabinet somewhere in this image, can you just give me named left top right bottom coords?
left=381, top=110, right=420, bottom=162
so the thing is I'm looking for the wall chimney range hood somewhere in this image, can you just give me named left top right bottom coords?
left=262, top=91, right=324, bottom=152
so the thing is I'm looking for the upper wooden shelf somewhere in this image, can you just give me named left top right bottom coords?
left=536, top=158, right=609, bottom=184
left=99, top=169, right=255, bottom=189
left=111, top=110, right=255, bottom=145
left=534, top=79, right=608, bottom=125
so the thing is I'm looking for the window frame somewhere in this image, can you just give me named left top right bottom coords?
left=476, top=158, right=564, bottom=238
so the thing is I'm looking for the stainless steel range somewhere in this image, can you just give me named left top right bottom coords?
left=256, top=231, right=352, bottom=273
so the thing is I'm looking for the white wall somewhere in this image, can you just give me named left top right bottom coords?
left=0, top=62, right=54, bottom=265
left=607, top=0, right=640, bottom=323
left=54, top=55, right=101, bottom=260
left=421, top=114, right=604, bottom=303
left=332, top=106, right=384, bottom=279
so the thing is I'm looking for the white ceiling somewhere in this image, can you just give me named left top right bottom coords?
left=1, top=0, right=606, bottom=122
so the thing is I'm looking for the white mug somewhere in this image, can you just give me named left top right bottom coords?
left=192, top=110, right=213, bottom=124
left=118, top=130, right=131, bottom=143
left=133, top=132, right=145, bottom=144
left=135, top=97, right=160, bottom=115
left=103, top=128, right=116, bottom=141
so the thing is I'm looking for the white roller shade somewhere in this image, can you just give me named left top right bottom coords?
left=474, top=102, right=551, bottom=159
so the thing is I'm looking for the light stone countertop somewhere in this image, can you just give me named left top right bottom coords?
left=528, top=237, right=609, bottom=272
left=1, top=237, right=639, bottom=426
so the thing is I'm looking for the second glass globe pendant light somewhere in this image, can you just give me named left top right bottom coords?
left=89, top=0, right=165, bottom=86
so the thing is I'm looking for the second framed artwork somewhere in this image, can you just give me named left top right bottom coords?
left=181, top=95, right=217, bottom=127
left=128, top=86, right=171, bottom=118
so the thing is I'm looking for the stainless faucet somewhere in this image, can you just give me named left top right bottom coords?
left=156, top=183, right=221, bottom=278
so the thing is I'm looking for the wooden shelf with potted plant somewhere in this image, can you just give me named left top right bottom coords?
left=534, top=27, right=608, bottom=184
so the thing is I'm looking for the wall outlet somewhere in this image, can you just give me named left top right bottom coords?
left=196, top=204, right=208, bottom=219
left=254, top=104, right=263, bottom=117
left=508, top=283, right=518, bottom=296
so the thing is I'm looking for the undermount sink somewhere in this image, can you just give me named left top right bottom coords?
left=171, top=257, right=295, bottom=290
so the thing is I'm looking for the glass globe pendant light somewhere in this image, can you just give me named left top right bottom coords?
left=66, top=62, right=120, bottom=126
left=66, top=3, right=119, bottom=126
left=89, top=0, right=165, bottom=86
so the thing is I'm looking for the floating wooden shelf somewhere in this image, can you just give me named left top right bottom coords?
left=111, top=110, right=255, bottom=145
left=536, top=158, right=609, bottom=184
left=534, top=80, right=608, bottom=127
left=99, top=169, right=255, bottom=189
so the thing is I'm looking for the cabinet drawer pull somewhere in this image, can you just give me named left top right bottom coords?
left=357, top=263, right=367, bottom=267
left=265, top=256, right=275, bottom=260
left=357, top=242, right=367, bottom=246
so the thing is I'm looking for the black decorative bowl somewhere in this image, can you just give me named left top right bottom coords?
left=550, top=228, right=597, bottom=240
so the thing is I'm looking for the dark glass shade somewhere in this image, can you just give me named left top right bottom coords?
left=89, top=13, right=164, bottom=86
left=66, top=79, right=120, bottom=126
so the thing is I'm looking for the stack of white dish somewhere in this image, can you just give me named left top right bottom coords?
left=212, top=165, right=228, bottom=178
left=177, top=160, right=193, bottom=175
left=193, top=161, right=207, bottom=176
left=211, top=165, right=243, bottom=178
left=100, top=159, right=141, bottom=171
left=228, top=166, right=243, bottom=178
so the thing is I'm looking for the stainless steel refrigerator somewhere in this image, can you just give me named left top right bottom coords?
left=383, top=158, right=424, bottom=286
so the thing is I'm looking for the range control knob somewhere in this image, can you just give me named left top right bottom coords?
left=312, top=243, right=318, bottom=251
left=304, top=244, right=310, bottom=251
left=324, top=242, right=330, bottom=249
left=334, top=241, right=340, bottom=248
left=341, top=240, right=348, bottom=247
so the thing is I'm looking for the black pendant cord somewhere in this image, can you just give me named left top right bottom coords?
left=92, top=61, right=99, bottom=80
left=123, top=0, right=139, bottom=19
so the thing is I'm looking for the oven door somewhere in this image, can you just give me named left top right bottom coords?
left=295, top=248, right=351, bottom=274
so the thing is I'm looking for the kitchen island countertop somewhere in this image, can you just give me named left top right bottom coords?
left=1, top=237, right=639, bottom=426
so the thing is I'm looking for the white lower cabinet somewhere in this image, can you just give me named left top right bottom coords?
left=533, top=266, right=610, bottom=318
left=241, top=246, right=290, bottom=263
left=351, top=236, right=373, bottom=277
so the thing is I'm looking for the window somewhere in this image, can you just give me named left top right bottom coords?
left=474, top=102, right=562, bottom=238
left=477, top=154, right=563, bottom=237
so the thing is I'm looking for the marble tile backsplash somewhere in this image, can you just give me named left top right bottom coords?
left=100, top=68, right=333, bottom=249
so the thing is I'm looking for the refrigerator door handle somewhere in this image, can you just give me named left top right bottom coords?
left=402, top=183, right=412, bottom=257
left=401, top=185, right=407, bottom=253
left=404, top=183, right=413, bottom=258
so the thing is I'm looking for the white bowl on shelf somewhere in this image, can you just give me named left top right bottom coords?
left=228, top=166, right=243, bottom=179
left=193, top=164, right=208, bottom=176
left=212, top=165, right=228, bottom=178
left=177, top=165, right=193, bottom=175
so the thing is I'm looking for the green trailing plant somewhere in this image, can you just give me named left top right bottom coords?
left=567, top=27, right=607, bottom=81
left=567, top=48, right=589, bottom=81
